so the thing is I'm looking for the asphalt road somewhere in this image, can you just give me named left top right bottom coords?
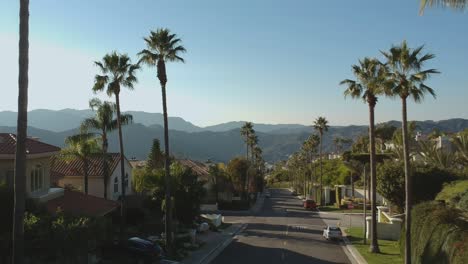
left=211, top=188, right=352, bottom=264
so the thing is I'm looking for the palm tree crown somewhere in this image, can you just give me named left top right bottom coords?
left=381, top=41, right=439, bottom=102
left=82, top=99, right=133, bottom=136
left=138, top=28, right=186, bottom=85
left=341, top=58, right=391, bottom=106
left=313, top=117, right=329, bottom=135
left=93, top=52, right=139, bottom=95
left=420, top=0, right=467, bottom=14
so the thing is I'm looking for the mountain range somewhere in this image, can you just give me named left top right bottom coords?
left=1, top=109, right=467, bottom=162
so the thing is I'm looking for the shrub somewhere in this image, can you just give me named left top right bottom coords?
left=400, top=201, right=468, bottom=264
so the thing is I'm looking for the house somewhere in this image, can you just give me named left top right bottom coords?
left=177, top=159, right=217, bottom=207
left=51, top=153, right=133, bottom=201
left=0, top=133, right=63, bottom=202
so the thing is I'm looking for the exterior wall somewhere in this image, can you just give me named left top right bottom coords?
left=0, top=160, right=14, bottom=186
left=58, top=177, right=104, bottom=198
left=366, top=217, right=402, bottom=241
left=0, top=157, right=53, bottom=196
left=57, top=159, right=133, bottom=201
left=108, top=160, right=133, bottom=201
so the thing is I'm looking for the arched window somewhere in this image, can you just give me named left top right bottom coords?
left=114, top=177, right=119, bottom=193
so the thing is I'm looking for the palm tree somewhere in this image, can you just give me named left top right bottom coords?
left=12, top=0, right=29, bottom=262
left=340, top=57, right=392, bottom=253
left=382, top=41, right=438, bottom=263
left=313, top=116, right=329, bottom=206
left=138, top=28, right=186, bottom=255
left=452, top=133, right=468, bottom=166
left=61, top=132, right=100, bottom=194
left=241, top=122, right=254, bottom=159
left=81, top=98, right=133, bottom=199
left=93, top=51, right=139, bottom=237
left=420, top=0, right=467, bottom=14
left=248, top=133, right=259, bottom=162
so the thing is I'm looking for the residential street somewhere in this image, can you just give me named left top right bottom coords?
left=212, top=189, right=352, bottom=264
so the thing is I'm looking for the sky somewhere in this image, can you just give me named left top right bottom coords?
left=0, top=0, right=467, bottom=127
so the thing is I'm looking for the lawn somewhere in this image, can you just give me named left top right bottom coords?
left=319, top=205, right=365, bottom=214
left=345, top=227, right=402, bottom=264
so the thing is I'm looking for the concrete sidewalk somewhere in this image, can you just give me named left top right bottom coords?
left=181, top=223, right=245, bottom=264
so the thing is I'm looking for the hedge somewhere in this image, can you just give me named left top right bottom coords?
left=400, top=201, right=468, bottom=264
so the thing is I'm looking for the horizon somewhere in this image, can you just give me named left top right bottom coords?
left=0, top=108, right=466, bottom=128
left=1, top=0, right=468, bottom=126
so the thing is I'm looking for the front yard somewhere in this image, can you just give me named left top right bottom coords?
left=345, top=227, right=402, bottom=264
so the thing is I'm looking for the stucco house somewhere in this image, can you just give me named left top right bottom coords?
left=0, top=133, right=63, bottom=202
left=51, top=153, right=133, bottom=201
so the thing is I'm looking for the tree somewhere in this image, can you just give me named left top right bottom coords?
left=382, top=41, right=438, bottom=263
left=60, top=132, right=100, bottom=194
left=12, top=1, right=29, bottom=262
left=147, top=139, right=165, bottom=171
left=93, top=51, right=139, bottom=238
left=452, top=133, right=468, bottom=166
left=138, top=28, right=186, bottom=255
left=420, top=0, right=467, bottom=14
left=227, top=157, right=250, bottom=197
left=341, top=57, right=392, bottom=253
left=81, top=98, right=133, bottom=199
left=240, top=122, right=254, bottom=159
left=313, top=116, right=329, bottom=206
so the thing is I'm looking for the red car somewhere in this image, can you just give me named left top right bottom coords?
left=303, top=199, right=317, bottom=210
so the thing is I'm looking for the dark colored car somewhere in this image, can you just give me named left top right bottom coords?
left=303, top=199, right=317, bottom=210
left=126, top=237, right=164, bottom=260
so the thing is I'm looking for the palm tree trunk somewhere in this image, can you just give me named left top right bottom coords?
left=161, top=82, right=173, bottom=256
left=368, top=102, right=380, bottom=253
left=102, top=136, right=109, bottom=200
left=363, top=165, right=367, bottom=245
left=84, top=158, right=89, bottom=194
left=115, top=92, right=127, bottom=239
left=12, top=1, right=29, bottom=262
left=402, top=97, right=412, bottom=264
left=319, top=132, right=323, bottom=205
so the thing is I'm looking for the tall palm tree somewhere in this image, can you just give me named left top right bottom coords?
left=382, top=41, right=438, bottom=263
left=340, top=57, right=392, bottom=253
left=420, top=0, right=467, bottom=14
left=93, top=52, right=139, bottom=237
left=241, top=122, right=254, bottom=159
left=248, top=133, right=259, bottom=162
left=313, top=116, right=329, bottom=206
left=81, top=98, right=133, bottom=199
left=138, top=28, right=185, bottom=255
left=12, top=0, right=29, bottom=262
left=61, top=132, right=100, bottom=194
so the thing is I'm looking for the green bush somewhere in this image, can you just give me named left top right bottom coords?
left=400, top=201, right=468, bottom=264
left=436, top=180, right=468, bottom=210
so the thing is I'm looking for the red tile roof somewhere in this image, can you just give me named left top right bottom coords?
left=177, top=159, right=210, bottom=180
left=46, top=189, right=119, bottom=217
left=0, top=133, right=60, bottom=155
left=51, top=153, right=121, bottom=179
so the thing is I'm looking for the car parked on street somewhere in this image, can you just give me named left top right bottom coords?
left=323, top=225, right=343, bottom=241
left=303, top=199, right=317, bottom=210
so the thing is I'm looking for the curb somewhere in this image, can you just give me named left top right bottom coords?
left=340, top=230, right=368, bottom=264
left=196, top=223, right=247, bottom=264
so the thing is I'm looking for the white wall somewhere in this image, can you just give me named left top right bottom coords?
left=108, top=159, right=133, bottom=201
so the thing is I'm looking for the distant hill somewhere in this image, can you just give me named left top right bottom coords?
left=1, top=109, right=467, bottom=162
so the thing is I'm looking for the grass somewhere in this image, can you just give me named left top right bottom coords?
left=436, top=180, right=468, bottom=202
left=345, top=227, right=402, bottom=264
left=319, top=205, right=365, bottom=214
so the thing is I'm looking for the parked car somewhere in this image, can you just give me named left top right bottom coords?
left=303, top=199, right=317, bottom=210
left=323, top=225, right=343, bottom=241
left=126, top=237, right=164, bottom=260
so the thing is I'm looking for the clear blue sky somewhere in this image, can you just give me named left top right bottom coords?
left=1, top=0, right=467, bottom=127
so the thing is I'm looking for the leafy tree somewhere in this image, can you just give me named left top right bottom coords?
left=138, top=28, right=186, bottom=254
left=382, top=41, right=439, bottom=263
left=313, top=116, right=329, bottom=205
left=351, top=135, right=369, bottom=153
left=81, top=98, right=133, bottom=199
left=452, top=133, right=468, bottom=166
left=227, top=157, right=250, bottom=198
left=12, top=0, right=29, bottom=261
left=60, top=132, right=101, bottom=194
left=341, top=57, right=392, bottom=253
left=93, top=51, right=139, bottom=235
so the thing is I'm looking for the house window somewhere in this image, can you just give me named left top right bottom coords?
left=30, top=165, right=44, bottom=192
left=114, top=177, right=119, bottom=193
left=124, top=173, right=129, bottom=189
